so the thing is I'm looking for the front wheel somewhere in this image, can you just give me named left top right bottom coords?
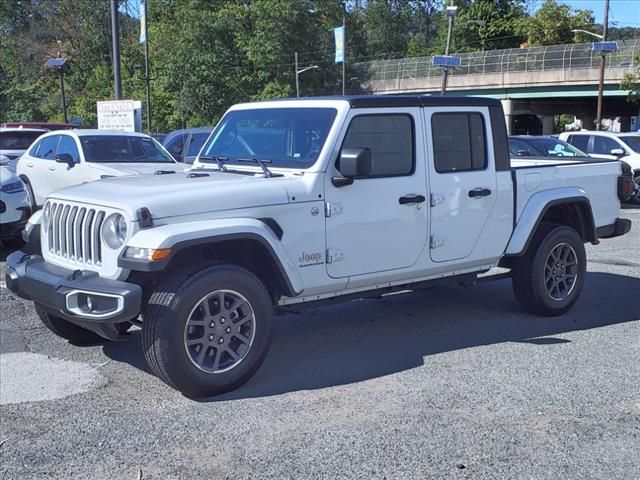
left=142, top=264, right=273, bottom=397
left=512, top=224, right=586, bottom=316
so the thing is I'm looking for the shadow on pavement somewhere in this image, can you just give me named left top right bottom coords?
left=103, top=271, right=640, bottom=400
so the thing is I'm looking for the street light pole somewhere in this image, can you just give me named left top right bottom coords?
left=295, top=52, right=319, bottom=98
left=143, top=0, right=151, bottom=132
left=596, top=0, right=609, bottom=131
left=440, top=4, right=458, bottom=96
left=59, top=69, right=68, bottom=123
left=110, top=0, right=122, bottom=99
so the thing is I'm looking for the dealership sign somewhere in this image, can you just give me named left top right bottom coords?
left=97, top=100, right=142, bottom=132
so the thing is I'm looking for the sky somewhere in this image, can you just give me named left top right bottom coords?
left=560, top=0, right=640, bottom=27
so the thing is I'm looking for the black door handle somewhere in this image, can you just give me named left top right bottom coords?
left=399, top=194, right=426, bottom=205
left=468, top=188, right=492, bottom=198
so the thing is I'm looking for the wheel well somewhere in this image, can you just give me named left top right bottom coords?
left=162, top=238, right=292, bottom=301
left=539, top=201, right=596, bottom=244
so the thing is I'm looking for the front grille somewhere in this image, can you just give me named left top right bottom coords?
left=46, top=201, right=106, bottom=265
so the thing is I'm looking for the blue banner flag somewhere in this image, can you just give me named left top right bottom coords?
left=139, top=1, right=147, bottom=44
left=334, top=26, right=345, bottom=63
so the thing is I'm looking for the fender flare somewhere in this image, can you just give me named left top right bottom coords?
left=505, top=188, right=596, bottom=256
left=118, top=218, right=303, bottom=296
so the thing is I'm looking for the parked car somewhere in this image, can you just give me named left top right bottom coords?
left=17, top=130, right=188, bottom=209
left=1, top=122, right=77, bottom=131
left=0, top=127, right=47, bottom=171
left=6, top=96, right=632, bottom=397
left=559, top=131, right=640, bottom=204
left=163, top=127, right=213, bottom=164
left=0, top=166, right=30, bottom=248
left=509, top=135, right=589, bottom=158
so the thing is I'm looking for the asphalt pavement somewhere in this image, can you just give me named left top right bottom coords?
left=1, top=207, right=638, bottom=480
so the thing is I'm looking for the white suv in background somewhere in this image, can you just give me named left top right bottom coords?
left=559, top=131, right=640, bottom=204
left=16, top=130, right=188, bottom=209
left=0, top=127, right=47, bottom=172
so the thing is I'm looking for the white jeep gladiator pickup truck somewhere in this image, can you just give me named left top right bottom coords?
left=6, top=96, right=633, bottom=397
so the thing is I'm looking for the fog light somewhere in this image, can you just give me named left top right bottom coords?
left=66, top=291, right=124, bottom=318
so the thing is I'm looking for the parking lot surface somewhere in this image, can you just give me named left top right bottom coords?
left=1, top=208, right=639, bottom=480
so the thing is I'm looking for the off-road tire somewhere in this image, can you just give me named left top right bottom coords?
left=142, top=264, right=273, bottom=397
left=512, top=224, right=586, bottom=316
left=35, top=303, right=104, bottom=345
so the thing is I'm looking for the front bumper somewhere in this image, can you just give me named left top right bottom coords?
left=0, top=207, right=30, bottom=240
left=5, top=252, right=142, bottom=340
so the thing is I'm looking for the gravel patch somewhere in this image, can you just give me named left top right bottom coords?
left=0, top=352, right=107, bottom=405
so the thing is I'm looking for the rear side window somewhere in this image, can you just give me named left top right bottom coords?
left=36, top=135, right=60, bottom=160
left=187, top=133, right=209, bottom=157
left=341, top=114, right=414, bottom=176
left=164, top=133, right=186, bottom=157
left=56, top=135, right=80, bottom=163
left=432, top=113, right=486, bottom=173
left=592, top=135, right=621, bottom=155
left=566, top=134, right=589, bottom=152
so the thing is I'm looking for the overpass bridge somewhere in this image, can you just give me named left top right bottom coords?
left=354, top=40, right=640, bottom=133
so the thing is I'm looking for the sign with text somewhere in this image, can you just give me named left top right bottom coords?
left=97, top=100, right=140, bottom=132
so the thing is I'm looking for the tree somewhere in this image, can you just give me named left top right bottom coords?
left=523, top=0, right=593, bottom=46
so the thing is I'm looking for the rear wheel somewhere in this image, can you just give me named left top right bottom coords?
left=142, top=264, right=273, bottom=397
left=512, top=224, right=586, bottom=316
left=35, top=303, right=104, bottom=345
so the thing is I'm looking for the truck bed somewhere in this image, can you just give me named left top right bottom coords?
left=510, top=157, right=621, bottom=230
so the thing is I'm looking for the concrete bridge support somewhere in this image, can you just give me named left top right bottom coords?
left=542, top=115, right=554, bottom=135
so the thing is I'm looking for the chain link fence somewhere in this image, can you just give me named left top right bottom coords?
left=354, top=40, right=640, bottom=83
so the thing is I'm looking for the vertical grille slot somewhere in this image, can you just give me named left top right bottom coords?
left=44, top=200, right=110, bottom=269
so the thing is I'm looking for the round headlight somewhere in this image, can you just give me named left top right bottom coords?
left=42, top=203, right=51, bottom=231
left=102, top=214, right=128, bottom=249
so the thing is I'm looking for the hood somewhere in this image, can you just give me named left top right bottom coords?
left=48, top=171, right=295, bottom=219
left=89, top=162, right=189, bottom=177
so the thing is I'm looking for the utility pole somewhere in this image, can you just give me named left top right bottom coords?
left=342, top=2, right=346, bottom=96
left=143, top=0, right=151, bottom=132
left=295, top=52, right=300, bottom=98
left=440, top=3, right=458, bottom=96
left=595, top=0, right=609, bottom=131
left=110, top=0, right=122, bottom=99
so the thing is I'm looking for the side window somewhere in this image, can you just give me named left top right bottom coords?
left=592, top=136, right=621, bottom=155
left=567, top=134, right=589, bottom=152
left=29, top=140, right=42, bottom=157
left=341, top=114, right=414, bottom=176
left=36, top=136, right=60, bottom=160
left=187, top=133, right=209, bottom=157
left=432, top=112, right=486, bottom=173
left=165, top=134, right=185, bottom=158
left=56, top=135, right=80, bottom=163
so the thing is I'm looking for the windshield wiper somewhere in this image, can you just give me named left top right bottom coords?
left=199, top=155, right=228, bottom=171
left=238, top=157, right=282, bottom=178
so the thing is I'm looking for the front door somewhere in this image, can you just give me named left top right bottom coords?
left=325, top=109, right=428, bottom=278
left=425, top=108, right=498, bottom=263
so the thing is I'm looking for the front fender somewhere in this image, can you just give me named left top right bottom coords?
left=505, top=187, right=593, bottom=255
left=121, top=218, right=304, bottom=295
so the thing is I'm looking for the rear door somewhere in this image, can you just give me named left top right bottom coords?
left=425, top=108, right=498, bottom=263
left=27, top=134, right=61, bottom=205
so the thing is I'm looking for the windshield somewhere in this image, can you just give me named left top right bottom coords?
left=620, top=135, right=640, bottom=153
left=79, top=135, right=175, bottom=163
left=526, top=138, right=587, bottom=157
left=200, top=108, right=337, bottom=169
left=0, top=131, right=44, bottom=150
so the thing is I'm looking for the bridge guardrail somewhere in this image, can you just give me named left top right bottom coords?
left=355, top=40, right=639, bottom=82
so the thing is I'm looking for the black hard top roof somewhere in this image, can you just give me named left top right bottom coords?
left=265, top=95, right=502, bottom=108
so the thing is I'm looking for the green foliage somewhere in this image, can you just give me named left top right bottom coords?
left=524, top=0, right=593, bottom=46
left=1, top=0, right=637, bottom=131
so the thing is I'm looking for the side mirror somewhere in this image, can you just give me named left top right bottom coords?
left=610, top=148, right=625, bottom=157
left=55, top=153, right=75, bottom=168
left=332, top=148, right=372, bottom=187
